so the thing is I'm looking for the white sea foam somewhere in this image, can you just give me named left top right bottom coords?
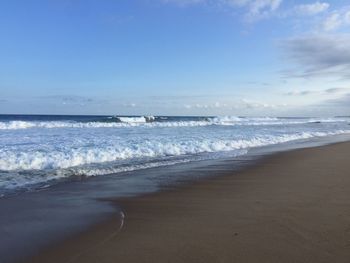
left=0, top=116, right=347, bottom=130
left=1, top=129, right=349, bottom=192
left=0, top=120, right=209, bottom=129
left=0, top=130, right=348, bottom=172
left=212, top=116, right=279, bottom=123
left=0, top=115, right=349, bottom=195
left=0, top=159, right=194, bottom=191
left=117, top=116, right=147, bottom=123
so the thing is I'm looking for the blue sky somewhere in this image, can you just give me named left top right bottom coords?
left=0, top=0, right=349, bottom=116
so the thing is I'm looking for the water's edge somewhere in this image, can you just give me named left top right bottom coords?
left=1, top=134, right=350, bottom=263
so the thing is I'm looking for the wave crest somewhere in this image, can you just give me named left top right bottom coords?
left=1, top=130, right=348, bottom=172
left=0, top=116, right=348, bottom=130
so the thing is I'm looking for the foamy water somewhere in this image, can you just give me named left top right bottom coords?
left=0, top=115, right=349, bottom=195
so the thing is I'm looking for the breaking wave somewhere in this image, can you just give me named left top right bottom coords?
left=0, top=116, right=348, bottom=130
left=1, top=129, right=349, bottom=192
left=1, top=114, right=349, bottom=195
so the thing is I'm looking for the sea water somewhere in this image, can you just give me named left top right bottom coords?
left=0, top=114, right=349, bottom=196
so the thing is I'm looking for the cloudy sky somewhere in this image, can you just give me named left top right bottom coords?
left=0, top=0, right=349, bottom=116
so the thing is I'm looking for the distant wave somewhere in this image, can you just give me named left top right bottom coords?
left=0, top=116, right=348, bottom=130
left=1, top=112, right=350, bottom=195
left=116, top=116, right=155, bottom=123
left=0, top=120, right=210, bottom=129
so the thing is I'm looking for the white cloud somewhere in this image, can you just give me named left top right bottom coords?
left=245, top=0, right=282, bottom=21
left=324, top=87, right=349, bottom=94
left=322, top=12, right=342, bottom=31
left=183, top=99, right=286, bottom=111
left=240, top=98, right=287, bottom=109
left=285, top=90, right=316, bottom=96
left=224, top=0, right=283, bottom=22
left=184, top=102, right=228, bottom=109
left=295, top=1, right=329, bottom=16
left=319, top=6, right=350, bottom=31
left=345, top=11, right=350, bottom=23
left=162, top=0, right=283, bottom=22
left=285, top=87, right=350, bottom=96
left=281, top=34, right=350, bottom=79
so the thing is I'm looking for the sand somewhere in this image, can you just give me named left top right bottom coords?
left=25, top=142, right=350, bottom=263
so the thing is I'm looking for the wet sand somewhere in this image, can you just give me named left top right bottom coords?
left=25, top=142, right=350, bottom=263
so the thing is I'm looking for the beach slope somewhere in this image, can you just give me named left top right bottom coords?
left=27, top=142, right=350, bottom=263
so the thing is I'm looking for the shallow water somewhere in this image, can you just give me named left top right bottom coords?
left=1, top=130, right=350, bottom=263
left=0, top=114, right=349, bottom=196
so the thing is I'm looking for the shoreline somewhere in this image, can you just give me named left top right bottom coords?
left=24, top=141, right=350, bottom=263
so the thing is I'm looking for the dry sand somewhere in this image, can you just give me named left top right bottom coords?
left=26, top=142, right=350, bottom=263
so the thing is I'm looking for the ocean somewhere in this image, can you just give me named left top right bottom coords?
left=0, top=114, right=350, bottom=197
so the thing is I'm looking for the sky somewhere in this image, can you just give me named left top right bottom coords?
left=0, top=0, right=349, bottom=116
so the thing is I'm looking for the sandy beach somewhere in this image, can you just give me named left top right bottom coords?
left=22, top=141, right=350, bottom=263
left=3, top=0, right=350, bottom=262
